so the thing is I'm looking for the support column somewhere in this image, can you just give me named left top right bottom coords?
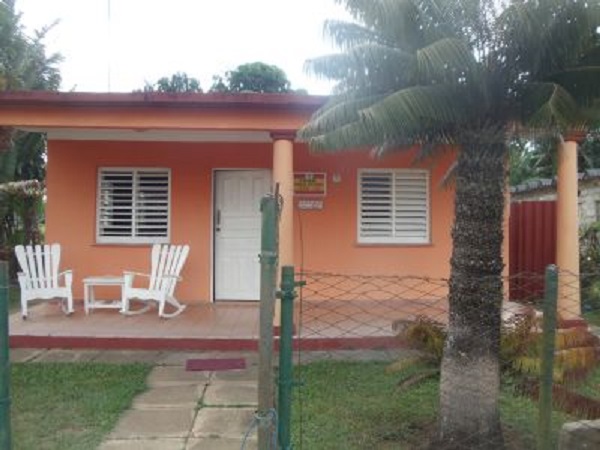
left=556, top=133, right=582, bottom=318
left=271, top=132, right=295, bottom=325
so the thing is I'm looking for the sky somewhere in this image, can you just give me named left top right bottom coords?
left=15, top=0, right=349, bottom=94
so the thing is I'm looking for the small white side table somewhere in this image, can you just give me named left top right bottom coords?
left=83, top=276, right=125, bottom=314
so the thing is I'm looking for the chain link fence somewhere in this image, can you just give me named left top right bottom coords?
left=286, top=268, right=600, bottom=449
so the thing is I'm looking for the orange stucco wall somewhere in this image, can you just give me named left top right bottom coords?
left=293, top=148, right=455, bottom=275
left=46, top=140, right=456, bottom=303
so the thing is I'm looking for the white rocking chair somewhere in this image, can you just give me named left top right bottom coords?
left=122, top=244, right=190, bottom=318
left=14, top=243, right=74, bottom=319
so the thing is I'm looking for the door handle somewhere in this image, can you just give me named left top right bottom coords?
left=216, top=209, right=221, bottom=232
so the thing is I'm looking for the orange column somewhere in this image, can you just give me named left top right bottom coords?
left=271, top=132, right=295, bottom=267
left=271, top=132, right=295, bottom=325
left=556, top=134, right=582, bottom=318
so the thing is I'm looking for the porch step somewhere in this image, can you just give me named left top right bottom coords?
left=10, top=334, right=403, bottom=352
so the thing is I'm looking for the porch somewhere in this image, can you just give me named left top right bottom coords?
left=8, top=296, right=450, bottom=351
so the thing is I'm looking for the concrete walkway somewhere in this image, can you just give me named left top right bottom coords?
left=101, top=355, right=260, bottom=450
left=12, top=349, right=263, bottom=450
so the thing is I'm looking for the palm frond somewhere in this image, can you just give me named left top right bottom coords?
left=305, top=43, right=416, bottom=90
left=360, top=84, right=473, bottom=138
left=299, top=92, right=386, bottom=138
left=548, top=66, right=600, bottom=106
left=521, top=82, right=585, bottom=130
left=324, top=20, right=394, bottom=50
left=415, top=37, right=479, bottom=84
left=301, top=118, right=382, bottom=152
left=335, top=0, right=425, bottom=51
left=498, top=0, right=600, bottom=81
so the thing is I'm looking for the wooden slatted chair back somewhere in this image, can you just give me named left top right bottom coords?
left=149, top=244, right=190, bottom=296
left=15, top=244, right=61, bottom=290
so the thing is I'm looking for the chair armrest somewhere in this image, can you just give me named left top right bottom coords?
left=58, top=270, right=73, bottom=287
left=123, top=271, right=151, bottom=279
left=163, top=274, right=183, bottom=282
left=123, top=271, right=151, bottom=289
left=17, top=272, right=27, bottom=289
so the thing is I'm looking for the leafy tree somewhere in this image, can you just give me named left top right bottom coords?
left=0, top=0, right=61, bottom=248
left=510, top=132, right=600, bottom=186
left=580, top=133, right=600, bottom=170
left=509, top=139, right=556, bottom=185
left=300, top=1, right=600, bottom=448
left=0, top=1, right=61, bottom=92
left=209, top=62, right=291, bottom=93
left=0, top=0, right=61, bottom=154
left=141, top=72, right=202, bottom=93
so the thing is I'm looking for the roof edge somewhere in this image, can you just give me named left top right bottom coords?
left=0, top=91, right=329, bottom=110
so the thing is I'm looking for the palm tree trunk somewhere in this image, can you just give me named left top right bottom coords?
left=22, top=197, right=41, bottom=245
left=433, top=138, right=506, bottom=449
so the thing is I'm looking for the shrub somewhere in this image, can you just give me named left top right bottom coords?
left=580, top=221, right=600, bottom=313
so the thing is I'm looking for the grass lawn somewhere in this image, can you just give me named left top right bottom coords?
left=574, top=364, right=600, bottom=401
left=11, top=362, right=151, bottom=450
left=292, top=360, right=570, bottom=449
left=8, top=286, right=20, bottom=313
left=584, top=309, right=600, bottom=327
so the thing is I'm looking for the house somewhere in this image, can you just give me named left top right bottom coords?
left=0, top=92, right=458, bottom=306
left=511, top=169, right=600, bottom=228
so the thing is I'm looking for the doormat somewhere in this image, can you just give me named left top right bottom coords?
left=185, top=358, right=246, bottom=372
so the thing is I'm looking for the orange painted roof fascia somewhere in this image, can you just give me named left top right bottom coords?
left=0, top=91, right=329, bottom=131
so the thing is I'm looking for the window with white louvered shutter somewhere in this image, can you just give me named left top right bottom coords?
left=97, top=168, right=170, bottom=244
left=358, top=169, right=429, bottom=244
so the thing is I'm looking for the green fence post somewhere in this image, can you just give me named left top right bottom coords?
left=257, top=193, right=279, bottom=450
left=538, top=264, right=558, bottom=450
left=278, top=265, right=296, bottom=450
left=0, top=261, right=11, bottom=450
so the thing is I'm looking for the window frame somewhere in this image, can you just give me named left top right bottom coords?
left=357, top=168, right=430, bottom=245
left=96, top=167, right=171, bottom=245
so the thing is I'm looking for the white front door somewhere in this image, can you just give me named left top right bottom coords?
left=214, top=170, right=271, bottom=301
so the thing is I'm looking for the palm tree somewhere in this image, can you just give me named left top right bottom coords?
left=299, top=1, right=600, bottom=448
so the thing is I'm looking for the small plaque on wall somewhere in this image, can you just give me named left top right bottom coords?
left=298, top=199, right=324, bottom=210
left=294, top=172, right=326, bottom=196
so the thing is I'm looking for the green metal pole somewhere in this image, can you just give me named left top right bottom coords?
left=278, top=265, right=295, bottom=450
left=0, top=261, right=11, bottom=450
left=537, top=264, right=558, bottom=450
left=257, top=194, right=279, bottom=450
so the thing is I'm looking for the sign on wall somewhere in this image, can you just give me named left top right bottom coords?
left=298, top=199, right=324, bottom=210
left=294, top=172, right=327, bottom=196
